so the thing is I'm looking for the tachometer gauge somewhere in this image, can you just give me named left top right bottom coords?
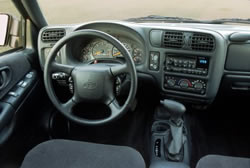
left=112, top=43, right=131, bottom=57
left=112, top=47, right=121, bottom=57
left=80, top=44, right=93, bottom=62
left=92, top=41, right=113, bottom=58
left=133, top=48, right=143, bottom=64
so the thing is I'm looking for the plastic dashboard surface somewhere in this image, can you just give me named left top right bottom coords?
left=38, top=21, right=250, bottom=104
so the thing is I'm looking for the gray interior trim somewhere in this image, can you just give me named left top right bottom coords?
left=37, top=21, right=250, bottom=104
left=21, top=139, right=146, bottom=168
left=21, top=0, right=47, bottom=28
left=196, top=155, right=250, bottom=168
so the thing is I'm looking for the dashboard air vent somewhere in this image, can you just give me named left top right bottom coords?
left=42, top=29, right=65, bottom=42
left=163, top=31, right=184, bottom=49
left=190, top=33, right=215, bottom=52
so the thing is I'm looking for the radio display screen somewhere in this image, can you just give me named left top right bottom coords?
left=197, top=57, right=209, bottom=69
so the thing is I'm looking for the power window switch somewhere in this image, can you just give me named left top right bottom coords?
left=17, top=80, right=24, bottom=86
left=21, top=81, right=28, bottom=88
left=26, top=73, right=33, bottom=79
left=8, top=92, right=19, bottom=97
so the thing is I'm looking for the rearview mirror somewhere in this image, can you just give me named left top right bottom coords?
left=0, top=14, right=10, bottom=46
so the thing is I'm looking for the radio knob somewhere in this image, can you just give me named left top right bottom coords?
left=194, top=82, right=203, bottom=90
left=167, top=79, right=175, bottom=87
left=179, top=80, right=189, bottom=88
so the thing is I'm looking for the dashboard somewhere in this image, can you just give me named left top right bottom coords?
left=38, top=21, right=250, bottom=104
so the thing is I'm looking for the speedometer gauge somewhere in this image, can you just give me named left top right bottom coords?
left=92, top=41, right=113, bottom=58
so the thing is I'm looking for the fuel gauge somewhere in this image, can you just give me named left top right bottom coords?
left=133, top=48, right=143, bottom=64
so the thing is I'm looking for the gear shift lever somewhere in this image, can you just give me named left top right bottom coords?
left=160, top=99, right=187, bottom=161
left=160, top=99, right=186, bottom=126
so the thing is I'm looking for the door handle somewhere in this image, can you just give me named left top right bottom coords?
left=0, top=67, right=11, bottom=90
left=0, top=71, right=7, bottom=89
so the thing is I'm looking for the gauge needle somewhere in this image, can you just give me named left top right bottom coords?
left=94, top=51, right=102, bottom=56
left=113, top=52, right=121, bottom=57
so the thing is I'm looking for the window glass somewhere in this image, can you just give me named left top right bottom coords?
left=38, top=0, right=250, bottom=24
left=0, top=0, right=24, bottom=54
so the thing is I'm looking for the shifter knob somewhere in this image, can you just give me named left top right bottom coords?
left=160, top=99, right=186, bottom=123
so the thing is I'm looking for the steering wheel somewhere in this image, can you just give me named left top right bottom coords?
left=44, top=30, right=138, bottom=126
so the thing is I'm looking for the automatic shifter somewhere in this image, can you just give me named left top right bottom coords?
left=160, top=99, right=186, bottom=161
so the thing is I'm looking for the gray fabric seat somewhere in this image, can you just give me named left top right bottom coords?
left=196, top=155, right=250, bottom=168
left=20, top=139, right=145, bottom=168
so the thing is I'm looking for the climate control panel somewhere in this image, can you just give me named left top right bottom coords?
left=164, top=76, right=207, bottom=95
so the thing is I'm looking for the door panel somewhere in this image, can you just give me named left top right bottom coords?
left=0, top=52, right=31, bottom=99
left=0, top=49, right=39, bottom=144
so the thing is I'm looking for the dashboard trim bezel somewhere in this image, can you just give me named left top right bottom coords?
left=38, top=21, right=237, bottom=104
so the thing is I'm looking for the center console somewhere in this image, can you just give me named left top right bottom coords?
left=150, top=100, right=190, bottom=168
left=163, top=54, right=209, bottom=95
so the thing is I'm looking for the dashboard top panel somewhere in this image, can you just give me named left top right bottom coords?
left=38, top=21, right=250, bottom=104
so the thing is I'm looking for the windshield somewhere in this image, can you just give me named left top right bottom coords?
left=38, top=0, right=250, bottom=24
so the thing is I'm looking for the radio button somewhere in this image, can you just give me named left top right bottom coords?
left=167, top=59, right=172, bottom=64
left=182, top=68, right=187, bottom=73
left=166, top=66, right=172, bottom=71
left=202, top=70, right=208, bottom=75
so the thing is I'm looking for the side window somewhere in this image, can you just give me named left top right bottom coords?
left=0, top=1, right=25, bottom=54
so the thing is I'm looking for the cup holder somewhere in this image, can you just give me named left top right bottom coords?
left=152, top=121, right=170, bottom=134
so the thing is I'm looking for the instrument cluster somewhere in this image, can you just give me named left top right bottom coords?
left=78, top=37, right=144, bottom=64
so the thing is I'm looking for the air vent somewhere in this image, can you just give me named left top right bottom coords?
left=42, top=29, right=65, bottom=42
left=190, top=33, right=215, bottom=52
left=163, top=31, right=184, bottom=49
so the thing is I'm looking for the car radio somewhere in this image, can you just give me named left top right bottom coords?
left=165, top=54, right=209, bottom=76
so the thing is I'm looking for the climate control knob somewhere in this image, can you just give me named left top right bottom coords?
left=167, top=79, right=176, bottom=87
left=194, top=82, right=203, bottom=90
left=179, top=79, right=190, bottom=88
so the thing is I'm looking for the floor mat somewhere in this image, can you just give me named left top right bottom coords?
left=189, top=95, right=250, bottom=168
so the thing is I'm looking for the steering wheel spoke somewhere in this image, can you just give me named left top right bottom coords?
left=51, top=61, right=75, bottom=74
left=107, top=99, right=122, bottom=117
left=110, top=64, right=128, bottom=76
left=62, top=98, right=76, bottom=114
